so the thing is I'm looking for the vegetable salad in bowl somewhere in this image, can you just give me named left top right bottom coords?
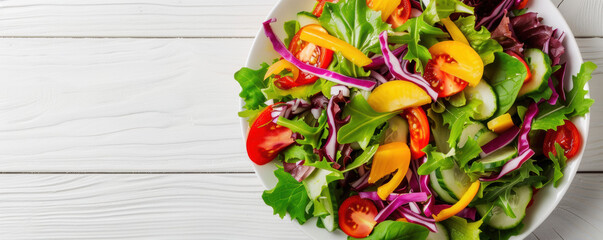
left=235, top=0, right=596, bottom=239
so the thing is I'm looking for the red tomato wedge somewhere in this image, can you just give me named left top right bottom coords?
left=424, top=54, right=469, bottom=98
left=338, top=195, right=378, bottom=238
left=403, top=107, right=430, bottom=160
left=246, top=105, right=295, bottom=165
left=387, top=0, right=411, bottom=29
left=543, top=120, right=582, bottom=160
left=275, top=25, right=334, bottom=89
left=506, top=50, right=532, bottom=83
left=515, top=0, right=529, bottom=10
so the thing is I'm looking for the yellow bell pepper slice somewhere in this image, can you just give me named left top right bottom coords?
left=428, top=41, right=483, bottom=87
left=396, top=218, right=408, bottom=223
left=299, top=26, right=372, bottom=67
left=264, top=59, right=299, bottom=80
left=433, top=180, right=480, bottom=222
left=367, top=0, right=402, bottom=22
left=440, top=17, right=469, bottom=45
left=367, top=80, right=432, bottom=113
left=368, top=142, right=411, bottom=200
left=487, top=113, right=515, bottom=134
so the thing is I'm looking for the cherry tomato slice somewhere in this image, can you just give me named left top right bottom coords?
left=246, top=105, right=295, bottom=165
left=312, top=0, right=338, bottom=17
left=387, top=0, right=411, bottom=29
left=274, top=25, right=334, bottom=89
left=506, top=50, right=532, bottom=83
left=403, top=107, right=430, bottom=160
left=543, top=120, right=582, bottom=160
left=515, top=0, right=529, bottom=10
left=424, top=54, right=469, bottom=98
left=338, top=195, right=378, bottom=238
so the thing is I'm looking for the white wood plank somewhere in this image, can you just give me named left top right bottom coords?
left=0, top=0, right=598, bottom=37
left=0, top=173, right=598, bottom=239
left=0, top=37, right=601, bottom=172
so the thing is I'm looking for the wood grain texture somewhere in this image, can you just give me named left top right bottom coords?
left=0, top=37, right=600, bottom=172
left=0, top=173, right=598, bottom=239
left=0, top=0, right=598, bottom=37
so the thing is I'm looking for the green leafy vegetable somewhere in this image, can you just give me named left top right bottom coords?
left=350, top=220, right=430, bottom=240
left=427, top=108, right=451, bottom=153
left=283, top=20, right=300, bottom=48
left=532, top=61, right=597, bottom=130
left=441, top=100, right=482, bottom=148
left=262, top=168, right=312, bottom=224
left=479, top=223, right=524, bottom=240
left=277, top=112, right=327, bottom=149
left=279, top=144, right=319, bottom=163
left=443, top=216, right=483, bottom=240
left=454, top=16, right=503, bottom=65
left=343, top=144, right=379, bottom=172
left=302, top=160, right=344, bottom=231
left=548, top=143, right=568, bottom=187
left=263, top=78, right=326, bottom=101
left=319, top=0, right=390, bottom=77
left=395, top=15, right=449, bottom=73
left=234, top=63, right=270, bottom=118
left=484, top=52, right=527, bottom=118
left=337, top=94, right=399, bottom=149
left=423, top=0, right=474, bottom=25
left=418, top=144, right=456, bottom=175
left=456, top=137, right=482, bottom=168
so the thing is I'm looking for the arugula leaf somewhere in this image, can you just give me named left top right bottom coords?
left=319, top=0, right=390, bottom=77
left=548, top=143, right=568, bottom=187
left=344, top=144, right=379, bottom=172
left=456, top=137, right=482, bottom=168
left=396, top=15, right=449, bottom=73
left=532, top=62, right=597, bottom=130
left=484, top=52, right=527, bottom=117
left=417, top=144, right=456, bottom=175
left=423, top=0, right=474, bottom=26
left=351, top=220, right=430, bottom=240
left=234, top=63, right=270, bottom=116
left=277, top=112, right=327, bottom=149
left=338, top=94, right=399, bottom=148
left=427, top=108, right=451, bottom=153
left=441, top=100, right=482, bottom=148
left=262, top=168, right=312, bottom=224
left=443, top=216, right=482, bottom=240
left=283, top=20, right=300, bottom=48
left=454, top=16, right=503, bottom=65
left=279, top=144, right=319, bottom=163
left=263, top=78, right=326, bottom=102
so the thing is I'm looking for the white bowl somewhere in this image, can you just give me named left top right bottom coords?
left=240, top=0, right=590, bottom=239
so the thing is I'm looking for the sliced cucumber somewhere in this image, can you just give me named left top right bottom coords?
left=427, top=222, right=450, bottom=240
left=464, top=80, right=497, bottom=120
left=476, top=146, right=517, bottom=170
left=458, top=122, right=486, bottom=148
left=476, top=129, right=497, bottom=146
left=477, top=185, right=533, bottom=230
left=435, top=164, right=472, bottom=202
left=430, top=170, right=456, bottom=203
left=297, top=11, right=319, bottom=27
left=518, top=48, right=552, bottom=97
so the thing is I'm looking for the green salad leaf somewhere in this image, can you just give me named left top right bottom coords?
left=279, top=144, right=319, bottom=163
left=532, top=61, right=596, bottom=130
left=283, top=20, right=300, bottom=48
left=479, top=223, right=524, bottom=240
left=443, top=216, right=483, bottom=240
left=484, top=52, right=527, bottom=118
left=263, top=78, right=326, bottom=102
left=441, top=100, right=482, bottom=148
left=350, top=220, right=430, bottom=240
left=343, top=144, right=379, bottom=172
left=395, top=15, right=449, bottom=73
left=454, top=16, right=503, bottom=65
left=337, top=94, right=399, bottom=149
left=423, top=0, right=474, bottom=25
left=456, top=137, right=482, bottom=168
left=277, top=111, right=327, bottom=149
left=262, top=168, right=312, bottom=224
left=418, top=144, right=456, bottom=175
left=319, top=0, right=390, bottom=77
left=302, top=160, right=344, bottom=231
left=234, top=63, right=270, bottom=120
left=548, top=143, right=568, bottom=187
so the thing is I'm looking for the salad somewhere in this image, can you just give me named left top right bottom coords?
left=235, top=0, right=596, bottom=239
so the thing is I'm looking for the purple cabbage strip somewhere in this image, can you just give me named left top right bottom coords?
left=262, top=19, right=376, bottom=91
left=375, top=192, right=428, bottom=223
left=408, top=202, right=422, bottom=214
left=547, top=76, right=559, bottom=105
left=432, top=204, right=477, bottom=221
left=473, top=0, right=515, bottom=30
left=324, top=95, right=338, bottom=162
left=358, top=191, right=385, bottom=210
left=420, top=173, right=435, bottom=216
left=378, top=32, right=438, bottom=100
left=554, top=63, right=568, bottom=101
left=410, top=0, right=423, bottom=11
left=283, top=160, right=315, bottom=182
left=397, top=207, right=438, bottom=232
left=351, top=170, right=371, bottom=191
left=480, top=126, right=521, bottom=157
left=364, top=45, right=407, bottom=70
left=370, top=71, right=389, bottom=85
left=518, top=101, right=539, bottom=154
left=480, top=148, right=535, bottom=181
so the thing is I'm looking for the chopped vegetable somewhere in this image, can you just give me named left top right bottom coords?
left=299, top=26, right=372, bottom=67
left=433, top=180, right=480, bottom=222
left=368, top=142, right=412, bottom=200
left=487, top=113, right=515, bottom=134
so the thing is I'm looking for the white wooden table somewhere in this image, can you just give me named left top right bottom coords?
left=0, top=0, right=600, bottom=239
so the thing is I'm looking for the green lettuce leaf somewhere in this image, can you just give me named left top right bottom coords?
left=456, top=137, right=482, bottom=168
left=337, top=94, right=399, bottom=148
left=548, top=143, right=568, bottom=187
left=532, top=61, right=597, bottom=130
left=350, top=220, right=430, bottom=240
left=283, top=20, right=300, bottom=48
left=234, top=63, right=270, bottom=118
left=443, top=216, right=482, bottom=240
left=484, top=52, right=527, bottom=118
left=396, top=15, right=449, bottom=73
left=454, top=16, right=503, bottom=65
left=263, top=77, right=326, bottom=101
left=343, top=144, right=379, bottom=172
left=423, top=0, right=474, bottom=25
left=441, top=99, right=482, bottom=148
left=417, top=144, right=456, bottom=175
left=279, top=144, right=319, bottom=163
left=277, top=111, right=327, bottom=149
left=262, top=168, right=312, bottom=224
left=319, top=0, right=390, bottom=77
left=427, top=108, right=451, bottom=153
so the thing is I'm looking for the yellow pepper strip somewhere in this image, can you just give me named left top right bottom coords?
left=264, top=59, right=299, bottom=80
left=367, top=81, right=432, bottom=113
left=429, top=41, right=483, bottom=86
left=367, top=0, right=402, bottom=22
left=368, top=142, right=411, bottom=200
left=440, top=17, right=469, bottom=45
left=433, top=180, right=480, bottom=222
left=299, top=26, right=372, bottom=67
left=487, top=113, right=515, bottom=134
